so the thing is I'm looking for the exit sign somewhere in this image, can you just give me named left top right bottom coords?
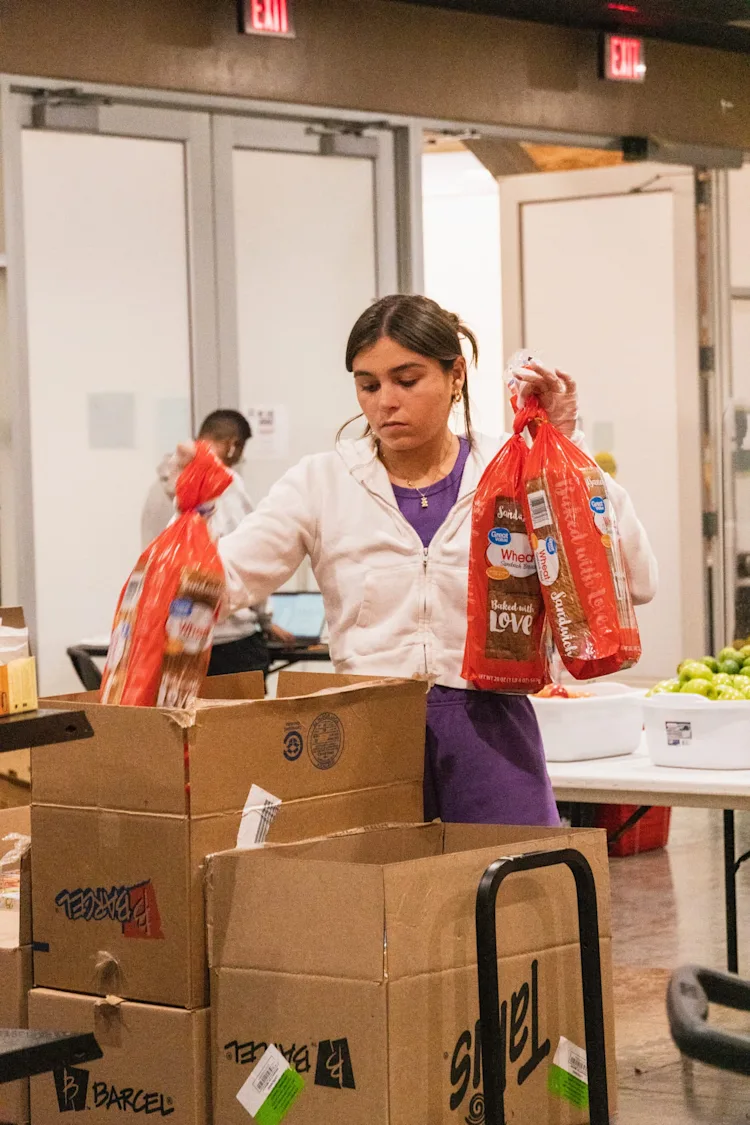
left=601, top=35, right=646, bottom=82
left=238, top=0, right=294, bottom=37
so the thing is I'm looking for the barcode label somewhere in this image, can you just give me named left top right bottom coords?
left=237, top=785, right=282, bottom=850
left=528, top=489, right=553, bottom=530
left=121, top=571, right=145, bottom=610
left=613, top=568, right=628, bottom=604
left=236, top=1045, right=291, bottom=1117
left=253, top=1050, right=285, bottom=1095
left=255, top=800, right=276, bottom=845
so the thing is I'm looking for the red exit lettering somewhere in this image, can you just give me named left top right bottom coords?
left=603, top=35, right=646, bottom=82
left=239, top=0, right=294, bottom=37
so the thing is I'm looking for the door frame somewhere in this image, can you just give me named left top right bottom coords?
left=0, top=91, right=220, bottom=646
left=499, top=162, right=705, bottom=664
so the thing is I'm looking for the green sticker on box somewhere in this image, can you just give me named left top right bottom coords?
left=254, top=1069, right=304, bottom=1125
left=548, top=1063, right=589, bottom=1108
left=236, top=1044, right=305, bottom=1123
left=548, top=1037, right=589, bottom=1109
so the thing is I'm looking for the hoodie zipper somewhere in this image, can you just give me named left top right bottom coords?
left=422, top=547, right=429, bottom=676
left=354, top=469, right=476, bottom=681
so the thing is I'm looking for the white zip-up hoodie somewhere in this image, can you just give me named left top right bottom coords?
left=219, top=435, right=658, bottom=689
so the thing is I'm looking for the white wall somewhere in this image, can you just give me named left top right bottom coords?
left=422, top=151, right=504, bottom=438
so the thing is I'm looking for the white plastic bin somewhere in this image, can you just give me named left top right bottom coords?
left=645, top=694, right=750, bottom=769
left=531, top=682, right=644, bottom=762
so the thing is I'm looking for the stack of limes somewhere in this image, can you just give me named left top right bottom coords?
left=647, top=646, right=750, bottom=701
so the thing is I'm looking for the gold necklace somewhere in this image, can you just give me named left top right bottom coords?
left=385, top=436, right=455, bottom=510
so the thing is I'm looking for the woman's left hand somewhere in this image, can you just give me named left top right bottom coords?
left=515, top=361, right=578, bottom=438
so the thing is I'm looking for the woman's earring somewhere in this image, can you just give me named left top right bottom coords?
left=453, top=390, right=463, bottom=404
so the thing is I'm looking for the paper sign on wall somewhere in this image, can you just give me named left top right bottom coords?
left=246, top=405, right=290, bottom=460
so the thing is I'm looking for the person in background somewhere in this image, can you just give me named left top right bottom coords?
left=173, top=297, right=657, bottom=824
left=142, top=409, right=293, bottom=676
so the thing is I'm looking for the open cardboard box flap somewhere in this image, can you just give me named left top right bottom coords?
left=207, top=821, right=610, bottom=981
left=37, top=672, right=427, bottom=816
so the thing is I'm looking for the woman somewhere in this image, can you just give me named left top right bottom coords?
left=181, top=296, right=657, bottom=826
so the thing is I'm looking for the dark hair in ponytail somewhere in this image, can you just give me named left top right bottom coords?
left=338, top=294, right=478, bottom=443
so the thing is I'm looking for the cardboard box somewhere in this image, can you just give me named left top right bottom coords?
left=0, top=948, right=31, bottom=1125
left=208, top=822, right=616, bottom=1125
left=32, top=673, right=426, bottom=1008
left=29, top=990, right=208, bottom=1124
left=0, top=609, right=37, bottom=717
left=0, top=807, right=32, bottom=1125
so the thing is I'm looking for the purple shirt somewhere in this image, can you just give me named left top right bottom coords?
left=390, top=436, right=559, bottom=827
left=392, top=438, right=471, bottom=547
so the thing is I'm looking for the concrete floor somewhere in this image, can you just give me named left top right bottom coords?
left=610, top=807, right=750, bottom=1123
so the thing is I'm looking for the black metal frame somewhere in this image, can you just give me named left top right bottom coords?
left=668, top=963, right=750, bottom=1074
left=475, top=848, right=610, bottom=1125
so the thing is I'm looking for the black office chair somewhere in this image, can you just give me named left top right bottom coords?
left=66, top=647, right=103, bottom=692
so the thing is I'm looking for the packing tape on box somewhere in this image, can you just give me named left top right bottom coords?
left=94, top=994, right=124, bottom=1049
left=94, top=949, right=125, bottom=997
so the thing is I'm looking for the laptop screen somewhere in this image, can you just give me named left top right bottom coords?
left=269, top=592, right=326, bottom=639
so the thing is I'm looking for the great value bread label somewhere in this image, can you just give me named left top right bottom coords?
left=484, top=497, right=545, bottom=666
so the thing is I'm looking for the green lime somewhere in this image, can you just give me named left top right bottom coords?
left=646, top=679, right=681, bottom=696
left=719, top=647, right=743, bottom=664
left=719, top=659, right=742, bottom=676
left=680, top=678, right=717, bottom=699
left=679, top=662, right=715, bottom=683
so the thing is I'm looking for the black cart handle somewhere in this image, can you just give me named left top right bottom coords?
left=475, top=847, right=610, bottom=1125
left=668, top=964, right=750, bottom=1076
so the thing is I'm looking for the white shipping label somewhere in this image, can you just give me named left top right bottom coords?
left=236, top=785, right=282, bottom=849
left=553, top=1036, right=588, bottom=1083
left=236, top=1045, right=290, bottom=1117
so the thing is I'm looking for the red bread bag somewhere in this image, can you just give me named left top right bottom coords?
left=519, top=399, right=641, bottom=679
left=100, top=442, right=233, bottom=708
left=462, top=416, right=548, bottom=694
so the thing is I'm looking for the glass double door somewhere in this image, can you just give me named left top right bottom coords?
left=5, top=93, right=399, bottom=691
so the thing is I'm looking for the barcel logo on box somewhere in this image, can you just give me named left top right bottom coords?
left=53, top=1066, right=175, bottom=1116
left=448, top=959, right=551, bottom=1124
left=225, top=1036, right=356, bottom=1090
left=54, top=880, right=164, bottom=939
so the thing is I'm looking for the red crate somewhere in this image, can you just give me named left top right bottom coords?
left=594, top=804, right=671, bottom=857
